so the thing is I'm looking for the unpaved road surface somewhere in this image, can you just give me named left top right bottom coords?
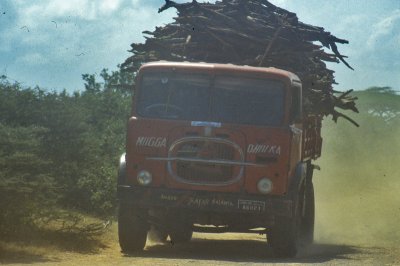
left=3, top=232, right=399, bottom=265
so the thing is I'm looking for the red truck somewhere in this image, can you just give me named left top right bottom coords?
left=117, top=61, right=322, bottom=257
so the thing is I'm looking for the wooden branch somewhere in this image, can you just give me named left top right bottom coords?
left=258, top=24, right=284, bottom=66
left=158, top=0, right=197, bottom=13
left=332, top=110, right=360, bottom=127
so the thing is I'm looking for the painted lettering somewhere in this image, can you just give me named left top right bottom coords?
left=247, top=144, right=281, bottom=155
left=211, top=199, right=234, bottom=207
left=160, top=194, right=177, bottom=201
left=188, top=197, right=210, bottom=207
left=136, top=137, right=167, bottom=148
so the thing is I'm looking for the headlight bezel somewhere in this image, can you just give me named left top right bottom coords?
left=137, top=170, right=153, bottom=186
left=257, top=177, right=273, bottom=194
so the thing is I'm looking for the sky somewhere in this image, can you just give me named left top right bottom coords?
left=0, top=0, right=399, bottom=92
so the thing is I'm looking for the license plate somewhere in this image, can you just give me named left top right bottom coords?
left=238, top=199, right=265, bottom=212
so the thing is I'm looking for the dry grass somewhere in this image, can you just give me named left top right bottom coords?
left=0, top=216, right=117, bottom=264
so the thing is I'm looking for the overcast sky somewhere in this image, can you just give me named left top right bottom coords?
left=0, top=0, right=399, bottom=92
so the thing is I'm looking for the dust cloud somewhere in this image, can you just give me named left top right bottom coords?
left=313, top=117, right=400, bottom=247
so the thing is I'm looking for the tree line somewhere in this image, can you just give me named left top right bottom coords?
left=0, top=69, right=133, bottom=236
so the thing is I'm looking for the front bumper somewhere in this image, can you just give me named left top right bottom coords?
left=117, top=185, right=293, bottom=218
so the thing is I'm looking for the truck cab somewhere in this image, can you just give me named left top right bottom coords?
left=117, top=61, right=322, bottom=257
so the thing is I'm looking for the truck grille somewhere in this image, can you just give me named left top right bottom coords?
left=168, top=137, right=244, bottom=185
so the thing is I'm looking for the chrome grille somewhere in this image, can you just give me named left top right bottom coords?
left=168, top=137, right=244, bottom=185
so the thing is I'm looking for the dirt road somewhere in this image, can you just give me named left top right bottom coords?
left=3, top=230, right=399, bottom=265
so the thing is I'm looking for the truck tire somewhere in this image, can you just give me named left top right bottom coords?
left=118, top=203, right=149, bottom=253
left=300, top=181, right=315, bottom=245
left=268, top=182, right=307, bottom=258
left=268, top=215, right=298, bottom=258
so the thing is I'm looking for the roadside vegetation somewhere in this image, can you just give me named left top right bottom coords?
left=0, top=68, right=133, bottom=241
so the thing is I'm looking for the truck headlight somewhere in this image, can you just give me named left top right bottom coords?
left=257, top=177, right=273, bottom=194
left=137, top=170, right=152, bottom=186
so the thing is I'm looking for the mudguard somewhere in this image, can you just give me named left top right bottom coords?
left=118, top=153, right=127, bottom=186
left=287, top=161, right=307, bottom=199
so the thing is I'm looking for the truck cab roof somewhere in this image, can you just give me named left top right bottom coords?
left=139, top=61, right=301, bottom=86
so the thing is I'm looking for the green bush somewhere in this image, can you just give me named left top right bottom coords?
left=0, top=124, right=57, bottom=235
left=0, top=69, right=133, bottom=236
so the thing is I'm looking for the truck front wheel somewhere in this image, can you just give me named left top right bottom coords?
left=118, top=203, right=149, bottom=253
left=300, top=181, right=315, bottom=245
left=268, top=215, right=298, bottom=257
left=268, top=181, right=314, bottom=257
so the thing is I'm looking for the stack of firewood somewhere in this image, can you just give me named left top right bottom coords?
left=122, top=0, right=359, bottom=126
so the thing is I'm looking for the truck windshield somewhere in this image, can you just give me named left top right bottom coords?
left=137, top=72, right=285, bottom=126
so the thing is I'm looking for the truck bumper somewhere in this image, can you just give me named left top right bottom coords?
left=117, top=185, right=293, bottom=218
